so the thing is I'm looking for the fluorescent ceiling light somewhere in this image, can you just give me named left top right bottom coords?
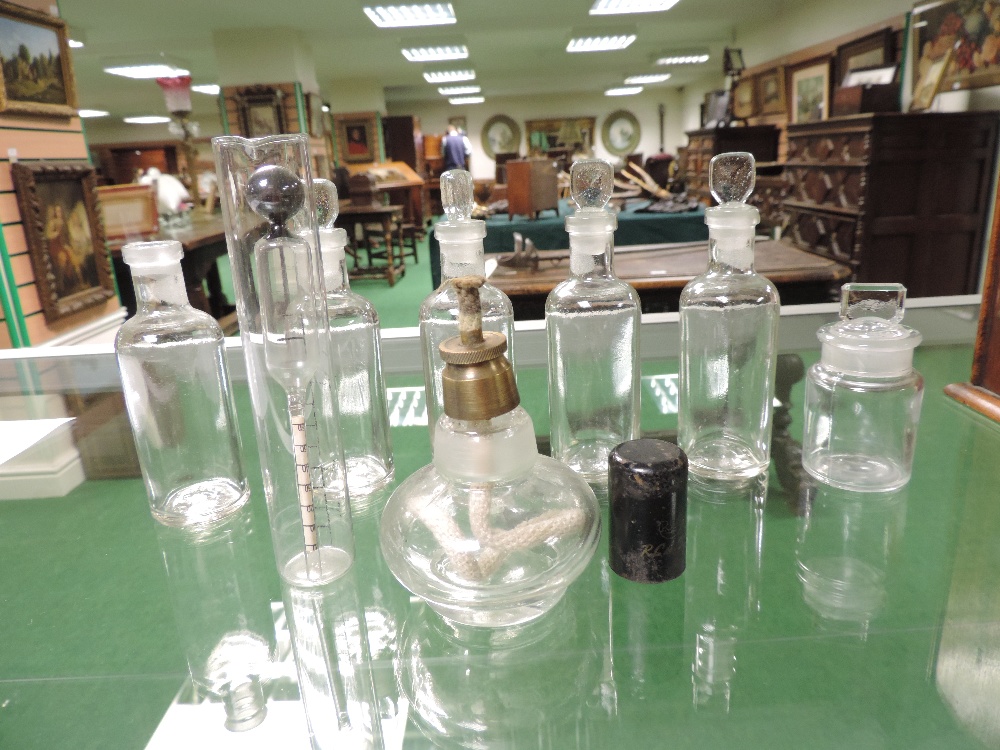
left=656, top=53, right=710, bottom=65
left=606, top=86, right=643, bottom=96
left=423, top=69, right=475, bottom=83
left=590, top=0, right=680, bottom=13
left=402, top=44, right=468, bottom=62
left=123, top=116, right=171, bottom=124
left=68, top=39, right=84, bottom=48
left=438, top=85, right=480, bottom=95
left=624, top=73, right=671, bottom=84
left=78, top=109, right=108, bottom=118
left=321, top=104, right=330, bottom=112
left=567, top=34, right=636, bottom=53
left=364, top=4, right=456, bottom=28
left=105, top=64, right=190, bottom=79
left=191, top=84, right=220, bottom=95
left=449, top=96, right=485, bottom=105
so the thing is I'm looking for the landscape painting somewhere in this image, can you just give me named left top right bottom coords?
left=0, top=2, right=77, bottom=117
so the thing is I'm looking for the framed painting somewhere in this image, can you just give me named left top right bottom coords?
left=12, top=162, right=116, bottom=324
left=525, top=116, right=596, bottom=156
left=601, top=109, right=641, bottom=156
left=791, top=61, right=830, bottom=123
left=732, top=75, right=756, bottom=119
left=835, top=28, right=894, bottom=86
left=481, top=114, right=520, bottom=159
left=335, top=112, right=380, bottom=164
left=95, top=183, right=158, bottom=241
left=911, top=1, right=1000, bottom=92
left=0, top=0, right=78, bottom=117
left=910, top=42, right=955, bottom=111
left=757, top=67, right=787, bottom=115
left=235, top=85, right=286, bottom=137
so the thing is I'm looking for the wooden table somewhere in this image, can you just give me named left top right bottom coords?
left=488, top=239, right=853, bottom=319
left=108, top=212, right=233, bottom=321
left=336, top=203, right=406, bottom=286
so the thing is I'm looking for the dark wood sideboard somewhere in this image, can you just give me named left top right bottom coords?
left=782, top=112, right=999, bottom=297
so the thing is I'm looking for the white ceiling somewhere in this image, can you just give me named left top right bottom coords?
left=57, top=0, right=793, bottom=121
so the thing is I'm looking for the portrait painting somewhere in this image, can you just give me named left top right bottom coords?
left=12, top=162, right=116, bottom=323
left=335, top=112, right=380, bottom=164
left=0, top=1, right=78, bottom=117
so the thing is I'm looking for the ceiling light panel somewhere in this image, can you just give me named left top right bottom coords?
left=438, top=85, right=480, bottom=95
left=606, top=86, right=643, bottom=96
left=590, top=0, right=680, bottom=14
left=191, top=84, right=220, bottom=95
left=624, top=73, right=671, bottom=84
left=656, top=53, right=710, bottom=65
left=402, top=44, right=468, bottom=62
left=105, top=64, right=190, bottom=79
left=567, top=34, right=636, bottom=53
left=68, top=39, right=84, bottom=48
left=123, top=116, right=172, bottom=124
left=449, top=96, right=484, bottom=105
left=78, top=109, right=108, bottom=118
left=364, top=4, right=456, bottom=28
left=423, top=69, right=476, bottom=82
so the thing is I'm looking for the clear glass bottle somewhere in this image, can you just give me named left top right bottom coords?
left=382, top=277, right=600, bottom=627
left=310, top=179, right=393, bottom=503
left=420, top=169, right=515, bottom=442
left=115, top=239, right=249, bottom=527
left=547, top=159, right=640, bottom=489
left=679, top=152, right=779, bottom=479
left=802, top=283, right=924, bottom=491
left=213, top=134, right=354, bottom=589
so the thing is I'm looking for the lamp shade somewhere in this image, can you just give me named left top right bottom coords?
left=156, top=75, right=193, bottom=115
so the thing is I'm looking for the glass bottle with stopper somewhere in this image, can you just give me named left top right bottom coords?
left=420, top=169, right=515, bottom=443
left=382, top=275, right=600, bottom=627
left=802, top=283, right=924, bottom=491
left=678, top=151, right=779, bottom=480
left=546, top=158, right=640, bottom=490
left=213, top=134, right=354, bottom=588
left=305, top=178, right=394, bottom=505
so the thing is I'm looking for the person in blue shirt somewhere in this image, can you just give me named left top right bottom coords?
left=442, top=124, right=472, bottom=171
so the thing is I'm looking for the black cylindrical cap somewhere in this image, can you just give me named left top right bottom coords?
left=609, top=439, right=687, bottom=583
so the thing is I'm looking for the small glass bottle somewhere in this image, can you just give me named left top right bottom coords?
left=547, top=159, right=640, bottom=488
left=382, top=276, right=600, bottom=628
left=802, top=283, right=924, bottom=491
left=115, top=239, right=249, bottom=527
left=310, top=179, right=394, bottom=502
left=420, top=169, right=515, bottom=441
left=679, top=152, right=779, bottom=480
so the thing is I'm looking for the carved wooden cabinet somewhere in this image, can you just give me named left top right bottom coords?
left=783, top=113, right=999, bottom=297
left=506, top=158, right=559, bottom=220
left=684, top=125, right=780, bottom=204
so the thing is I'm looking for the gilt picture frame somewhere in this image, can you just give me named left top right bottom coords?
left=0, top=0, right=78, bottom=117
left=12, top=162, right=115, bottom=324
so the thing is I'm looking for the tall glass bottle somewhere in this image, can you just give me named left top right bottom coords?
left=547, top=159, right=640, bottom=488
left=310, top=179, right=394, bottom=503
left=420, top=169, right=515, bottom=441
left=679, top=152, right=779, bottom=479
left=115, top=239, right=249, bottom=526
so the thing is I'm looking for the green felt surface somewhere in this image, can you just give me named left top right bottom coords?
left=2, top=342, right=999, bottom=748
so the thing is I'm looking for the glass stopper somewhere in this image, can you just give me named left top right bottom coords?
left=246, top=164, right=306, bottom=227
left=440, top=169, right=474, bottom=222
left=570, top=159, right=612, bottom=210
left=840, top=283, right=906, bottom=323
left=709, top=152, right=755, bottom=204
left=312, top=178, right=339, bottom=228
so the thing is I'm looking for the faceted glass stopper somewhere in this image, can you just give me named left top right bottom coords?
left=570, top=159, right=612, bottom=210
left=312, top=178, right=339, bottom=228
left=441, top=169, right=474, bottom=222
left=246, top=164, right=306, bottom=225
left=841, top=283, right=906, bottom=323
left=709, top=152, right=755, bottom=204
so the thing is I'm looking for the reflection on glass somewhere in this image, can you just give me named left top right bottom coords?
left=398, top=598, right=601, bottom=748
left=796, top=483, right=907, bottom=638
left=282, top=562, right=384, bottom=750
left=155, top=501, right=276, bottom=731
left=685, top=474, right=766, bottom=713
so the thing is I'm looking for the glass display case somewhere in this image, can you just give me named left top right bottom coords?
left=1, top=298, right=996, bottom=749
